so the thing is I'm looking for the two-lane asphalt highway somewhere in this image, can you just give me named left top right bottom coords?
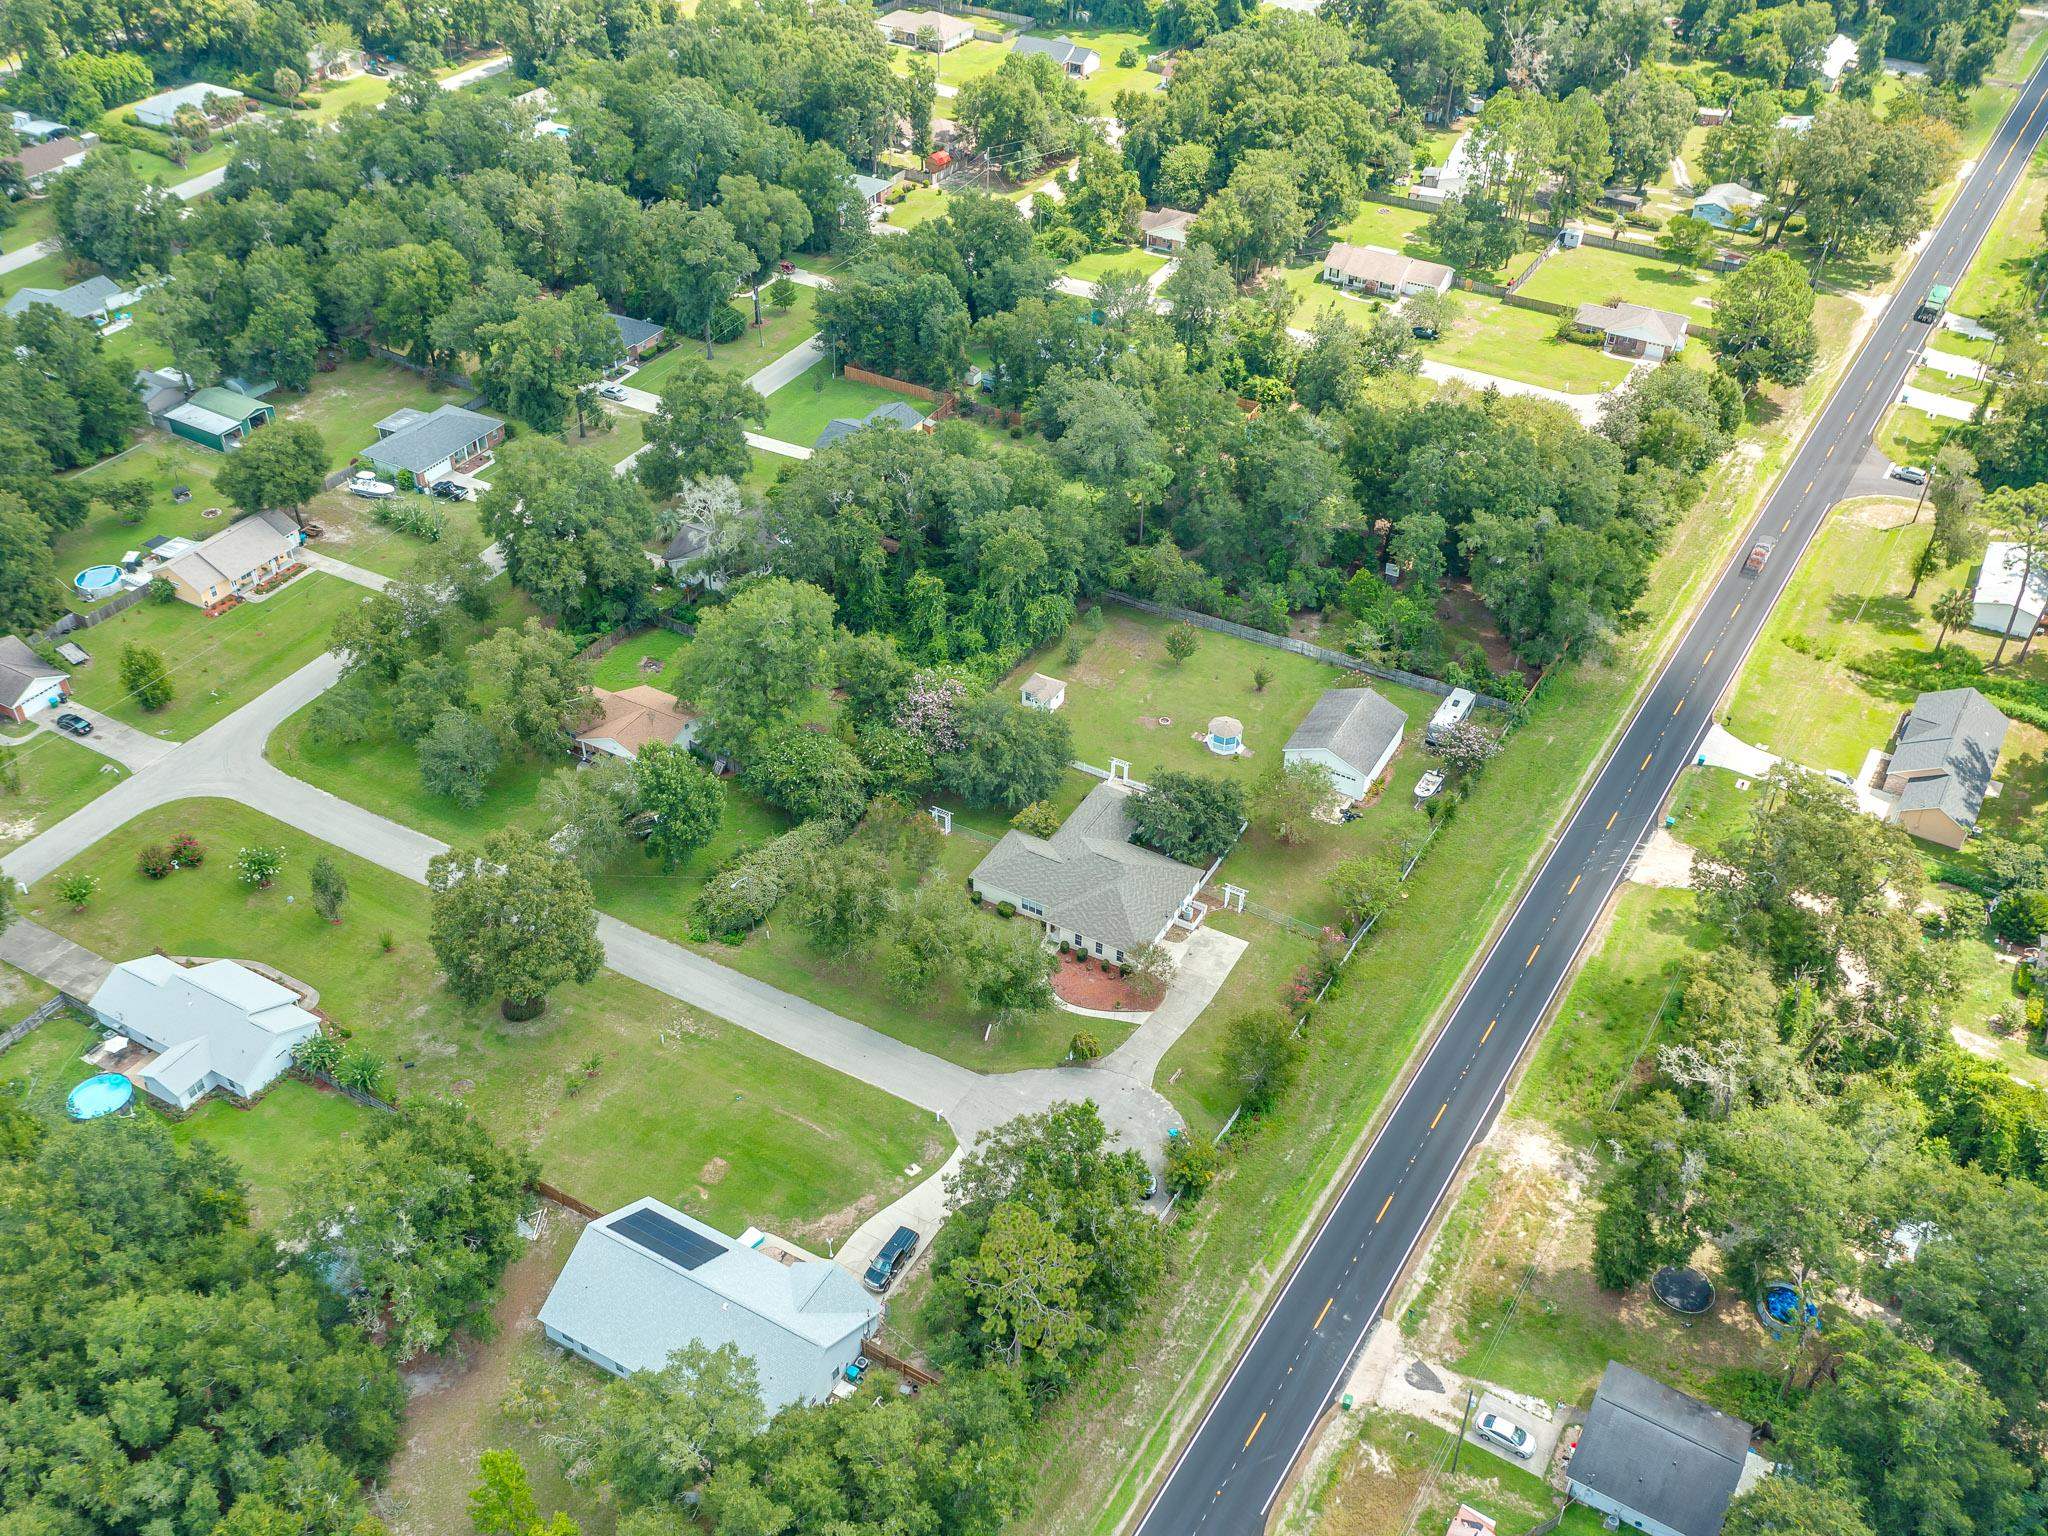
left=1135, top=53, right=2048, bottom=1536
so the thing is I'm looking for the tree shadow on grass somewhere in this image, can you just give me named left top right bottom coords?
left=1826, top=590, right=1925, bottom=637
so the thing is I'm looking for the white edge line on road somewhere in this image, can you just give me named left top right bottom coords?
left=1144, top=49, right=2048, bottom=1535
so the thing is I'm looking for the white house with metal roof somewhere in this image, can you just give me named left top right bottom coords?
left=1971, top=539, right=2048, bottom=636
left=359, top=404, right=505, bottom=484
left=539, top=1197, right=881, bottom=1413
left=969, top=778, right=1209, bottom=964
left=1285, top=687, right=1407, bottom=800
left=88, top=955, right=322, bottom=1111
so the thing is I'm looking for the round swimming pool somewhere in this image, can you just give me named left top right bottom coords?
left=74, top=564, right=123, bottom=595
left=66, top=1072, right=134, bottom=1120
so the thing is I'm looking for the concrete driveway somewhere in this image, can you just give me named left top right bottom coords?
left=32, top=707, right=173, bottom=772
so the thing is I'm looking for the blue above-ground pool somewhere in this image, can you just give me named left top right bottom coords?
left=74, top=564, right=123, bottom=597
left=1756, top=1281, right=1821, bottom=1338
left=67, top=1072, right=134, bottom=1120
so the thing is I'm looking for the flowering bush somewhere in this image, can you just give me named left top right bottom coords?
left=235, top=845, right=286, bottom=888
left=894, top=670, right=967, bottom=752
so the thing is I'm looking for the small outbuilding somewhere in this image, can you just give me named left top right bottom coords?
left=539, top=1197, right=882, bottom=1414
left=1566, top=1362, right=1770, bottom=1536
left=1021, top=672, right=1067, bottom=711
left=162, top=385, right=274, bottom=452
left=1205, top=715, right=1243, bottom=755
left=1139, top=207, right=1197, bottom=255
left=88, top=955, right=321, bottom=1111
left=1285, top=687, right=1406, bottom=800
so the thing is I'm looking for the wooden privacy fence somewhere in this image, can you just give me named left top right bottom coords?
left=1098, top=592, right=1510, bottom=710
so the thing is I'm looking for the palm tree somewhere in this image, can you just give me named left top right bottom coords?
left=1931, top=588, right=1973, bottom=657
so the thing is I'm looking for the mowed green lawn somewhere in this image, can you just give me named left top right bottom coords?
left=1031, top=28, right=1163, bottom=111
left=1064, top=247, right=1167, bottom=285
left=26, top=799, right=947, bottom=1234
left=67, top=573, right=368, bottom=739
left=627, top=285, right=820, bottom=391
left=0, top=248, right=74, bottom=302
left=757, top=360, right=927, bottom=446
left=268, top=358, right=463, bottom=470
left=1427, top=297, right=1633, bottom=392
left=1723, top=497, right=2048, bottom=801
left=1514, top=242, right=1721, bottom=319
left=1002, top=608, right=1442, bottom=927
left=61, top=439, right=234, bottom=577
left=1951, top=141, right=2048, bottom=318
left=0, top=733, right=124, bottom=854
left=1877, top=401, right=1950, bottom=470
left=0, top=193, right=57, bottom=255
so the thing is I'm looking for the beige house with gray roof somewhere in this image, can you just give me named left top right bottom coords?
left=969, top=778, right=1208, bottom=963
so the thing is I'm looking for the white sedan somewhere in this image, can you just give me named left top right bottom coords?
left=1476, top=1412, right=1535, bottom=1459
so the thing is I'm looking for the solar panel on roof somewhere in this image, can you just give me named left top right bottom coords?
left=611, top=1206, right=725, bottom=1270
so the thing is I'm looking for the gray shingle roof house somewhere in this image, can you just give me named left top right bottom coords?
left=1880, top=687, right=2009, bottom=849
left=814, top=400, right=926, bottom=449
left=1284, top=687, right=1407, bottom=800
left=3, top=274, right=130, bottom=324
left=88, top=955, right=321, bottom=1111
left=132, top=82, right=241, bottom=128
left=361, top=404, right=505, bottom=481
left=610, top=312, right=665, bottom=356
left=539, top=1197, right=881, bottom=1412
left=969, top=778, right=1208, bottom=960
left=1013, top=34, right=1101, bottom=76
left=1575, top=300, right=1690, bottom=360
left=1567, top=1363, right=1768, bottom=1536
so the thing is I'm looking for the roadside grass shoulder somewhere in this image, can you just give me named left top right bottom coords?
left=67, top=573, right=367, bottom=740
left=0, top=195, right=57, bottom=256
left=0, top=732, right=124, bottom=854
left=1950, top=139, right=2048, bottom=318
left=25, top=798, right=947, bottom=1233
left=1289, top=1409, right=1559, bottom=1536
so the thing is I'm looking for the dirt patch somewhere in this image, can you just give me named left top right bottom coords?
left=1835, top=496, right=1918, bottom=530
left=0, top=815, right=40, bottom=844
left=1051, top=952, right=1156, bottom=1013
left=1627, top=829, right=1696, bottom=889
left=787, top=1189, right=881, bottom=1248
left=698, top=1155, right=729, bottom=1185
left=1434, top=584, right=1533, bottom=681
left=638, top=655, right=665, bottom=675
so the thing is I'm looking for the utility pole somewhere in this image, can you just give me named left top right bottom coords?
left=1450, top=1388, right=1477, bottom=1475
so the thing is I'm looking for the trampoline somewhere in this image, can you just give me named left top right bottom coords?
left=66, top=1073, right=134, bottom=1120
left=1651, top=1265, right=1714, bottom=1315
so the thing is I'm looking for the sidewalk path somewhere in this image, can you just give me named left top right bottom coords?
left=746, top=430, right=813, bottom=459
left=1694, top=722, right=1780, bottom=778
left=299, top=550, right=391, bottom=592
left=1419, top=358, right=1608, bottom=425
left=1900, top=383, right=1977, bottom=421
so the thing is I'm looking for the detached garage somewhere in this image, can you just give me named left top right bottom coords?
left=1284, top=687, right=1406, bottom=801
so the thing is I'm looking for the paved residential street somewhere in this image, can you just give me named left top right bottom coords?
left=1135, top=50, right=2048, bottom=1536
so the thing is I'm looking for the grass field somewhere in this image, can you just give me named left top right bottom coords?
left=300, top=70, right=393, bottom=121
left=0, top=732, right=123, bottom=854
left=1426, top=298, right=1633, bottom=393
left=883, top=183, right=954, bottom=231
left=1032, top=27, right=1164, bottom=111
left=626, top=286, right=819, bottom=391
left=1876, top=401, right=1950, bottom=469
left=269, top=358, right=464, bottom=470
left=61, top=439, right=233, bottom=577
left=0, top=248, right=73, bottom=302
left=0, top=194, right=57, bottom=255
left=66, top=573, right=367, bottom=739
left=589, top=627, right=694, bottom=691
left=757, top=360, right=926, bottom=446
left=1723, top=496, right=2048, bottom=787
left=1950, top=141, right=2048, bottom=318
left=26, top=799, right=948, bottom=1233
left=1514, top=242, right=1721, bottom=318
left=1064, top=247, right=1167, bottom=285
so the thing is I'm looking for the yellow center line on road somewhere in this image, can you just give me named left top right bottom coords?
left=1780, top=518, right=1791, bottom=532
left=1640, top=752, right=1653, bottom=772
left=1704, top=648, right=1714, bottom=664
left=1244, top=1412, right=1266, bottom=1450
left=1431, top=1102, right=1447, bottom=1130
left=1605, top=810, right=1618, bottom=829
left=1567, top=873, right=1581, bottom=895
left=1376, top=1193, right=1394, bottom=1224
left=1481, top=1018, right=1496, bottom=1044
left=1526, top=943, right=1542, bottom=967
left=1673, top=698, right=1684, bottom=716
left=1315, top=1297, right=1334, bottom=1330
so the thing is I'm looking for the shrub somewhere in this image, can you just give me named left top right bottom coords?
left=56, top=873, right=99, bottom=910
left=1069, top=1031, right=1102, bottom=1061
left=136, top=843, right=174, bottom=879
left=689, top=823, right=831, bottom=939
left=378, top=930, right=395, bottom=953
left=1011, top=800, right=1065, bottom=838
left=235, top=844, right=286, bottom=888
left=332, top=1043, right=388, bottom=1097
left=294, top=1032, right=341, bottom=1077
left=996, top=899, right=1017, bottom=918
left=1117, top=44, right=1139, bottom=66
left=1164, top=1133, right=1220, bottom=1200
left=169, top=832, right=204, bottom=867
left=1163, top=623, right=1200, bottom=664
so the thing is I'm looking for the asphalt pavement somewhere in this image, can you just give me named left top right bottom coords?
left=1133, top=53, right=2048, bottom=1536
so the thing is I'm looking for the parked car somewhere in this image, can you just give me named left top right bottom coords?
left=863, top=1225, right=919, bottom=1293
left=1476, top=1412, right=1534, bottom=1459
left=597, top=382, right=629, bottom=402
left=53, top=713, right=92, bottom=737
left=1890, top=463, right=1929, bottom=485
left=1824, top=768, right=1854, bottom=787
left=348, top=471, right=397, bottom=499
left=1743, top=536, right=1777, bottom=575
left=429, top=479, right=470, bottom=501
